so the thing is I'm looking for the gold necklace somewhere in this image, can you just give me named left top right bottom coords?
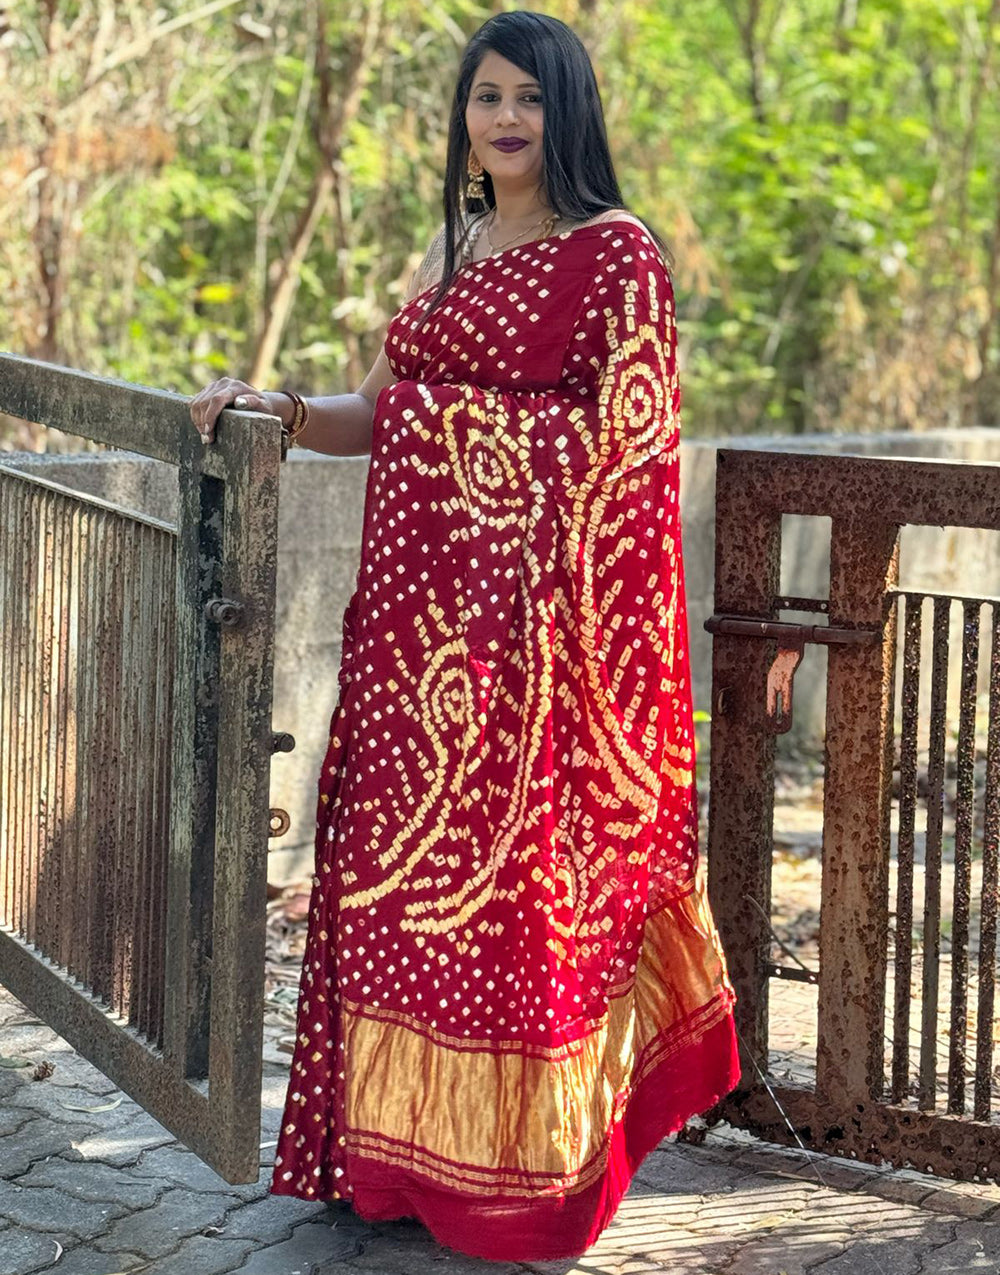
left=484, top=209, right=559, bottom=255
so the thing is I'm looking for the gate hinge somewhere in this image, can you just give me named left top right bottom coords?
left=704, top=614, right=881, bottom=735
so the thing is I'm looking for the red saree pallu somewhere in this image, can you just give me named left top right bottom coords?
left=271, top=219, right=739, bottom=1261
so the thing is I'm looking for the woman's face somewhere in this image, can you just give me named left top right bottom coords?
left=465, top=50, right=545, bottom=197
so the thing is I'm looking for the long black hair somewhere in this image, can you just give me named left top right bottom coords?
left=413, top=10, right=673, bottom=328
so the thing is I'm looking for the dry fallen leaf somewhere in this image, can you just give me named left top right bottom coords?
left=59, top=1095, right=124, bottom=1114
left=31, top=1060, right=55, bottom=1081
left=281, top=892, right=312, bottom=923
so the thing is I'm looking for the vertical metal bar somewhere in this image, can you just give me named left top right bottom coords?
left=0, top=478, right=13, bottom=927
left=109, top=515, right=123, bottom=1014
left=129, top=526, right=149, bottom=1027
left=56, top=503, right=80, bottom=971
left=0, top=478, right=18, bottom=928
left=816, top=514, right=899, bottom=1105
left=18, top=487, right=32, bottom=942
left=44, top=495, right=61, bottom=962
left=32, top=487, right=45, bottom=951
left=10, top=476, right=21, bottom=931
left=11, top=480, right=24, bottom=936
left=164, top=440, right=224, bottom=1077
left=91, top=512, right=117, bottom=1003
left=948, top=600, right=979, bottom=1114
left=37, top=488, right=56, bottom=952
left=134, top=526, right=150, bottom=1034
left=152, top=535, right=175, bottom=1047
left=44, top=487, right=65, bottom=958
left=85, top=512, right=103, bottom=998
left=706, top=450, right=782, bottom=1087
left=107, top=515, right=127, bottom=1008
left=114, top=521, right=140, bottom=1016
left=19, top=482, right=34, bottom=941
left=975, top=604, right=1000, bottom=1120
left=16, top=484, right=30, bottom=942
left=892, top=591, right=922, bottom=1103
left=139, top=530, right=167, bottom=1039
left=919, top=595, right=951, bottom=1110
left=45, top=492, right=61, bottom=956
left=11, top=479, right=24, bottom=936
left=124, top=524, right=148, bottom=1020
left=23, top=488, right=41, bottom=947
left=207, top=415, right=279, bottom=1177
left=48, top=496, right=64, bottom=965
left=71, top=508, right=95, bottom=985
left=111, top=518, right=126, bottom=1014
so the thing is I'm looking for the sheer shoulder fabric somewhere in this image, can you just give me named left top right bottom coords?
left=408, top=215, right=482, bottom=300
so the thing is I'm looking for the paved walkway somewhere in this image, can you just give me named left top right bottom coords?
left=3, top=988, right=1000, bottom=1275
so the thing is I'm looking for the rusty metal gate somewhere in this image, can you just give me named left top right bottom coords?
left=706, top=447, right=1000, bottom=1181
left=0, top=353, right=284, bottom=1182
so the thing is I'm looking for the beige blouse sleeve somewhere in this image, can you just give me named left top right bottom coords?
left=406, top=215, right=480, bottom=301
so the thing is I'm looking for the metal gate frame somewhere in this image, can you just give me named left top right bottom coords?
left=0, top=353, right=282, bottom=1182
left=706, top=446, right=1000, bottom=1181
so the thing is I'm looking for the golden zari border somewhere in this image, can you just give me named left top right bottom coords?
left=345, top=1127, right=612, bottom=1197
left=343, top=992, right=733, bottom=1199
left=340, top=996, right=610, bottom=1060
left=341, top=878, right=732, bottom=1191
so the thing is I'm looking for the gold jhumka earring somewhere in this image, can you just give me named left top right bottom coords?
left=466, top=151, right=485, bottom=201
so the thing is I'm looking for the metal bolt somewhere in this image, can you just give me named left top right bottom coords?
left=204, top=597, right=244, bottom=627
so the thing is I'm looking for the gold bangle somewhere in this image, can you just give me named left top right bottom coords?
left=279, top=389, right=310, bottom=443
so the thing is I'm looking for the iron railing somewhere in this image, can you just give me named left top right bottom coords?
left=707, top=448, right=1000, bottom=1182
left=0, top=353, right=283, bottom=1182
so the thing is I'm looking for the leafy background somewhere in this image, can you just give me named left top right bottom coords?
left=1, top=0, right=998, bottom=448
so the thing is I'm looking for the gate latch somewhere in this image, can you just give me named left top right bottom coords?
left=704, top=616, right=880, bottom=735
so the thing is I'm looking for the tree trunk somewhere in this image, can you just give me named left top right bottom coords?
left=248, top=0, right=383, bottom=388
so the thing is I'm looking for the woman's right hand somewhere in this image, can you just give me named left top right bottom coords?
left=188, top=377, right=274, bottom=445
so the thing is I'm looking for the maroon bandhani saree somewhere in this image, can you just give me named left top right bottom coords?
left=271, top=218, right=739, bottom=1260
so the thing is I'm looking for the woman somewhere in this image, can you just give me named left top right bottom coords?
left=190, top=10, right=738, bottom=1262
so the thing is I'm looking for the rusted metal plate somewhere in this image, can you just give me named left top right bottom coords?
left=0, top=360, right=282, bottom=1183
left=816, top=515, right=898, bottom=1106
left=713, top=448, right=1000, bottom=531
left=723, top=1082, right=1000, bottom=1180
left=707, top=456, right=781, bottom=1085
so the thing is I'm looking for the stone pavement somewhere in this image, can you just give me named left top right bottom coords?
left=4, top=985, right=1000, bottom=1275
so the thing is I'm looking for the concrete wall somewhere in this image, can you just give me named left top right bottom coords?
left=4, top=426, right=999, bottom=884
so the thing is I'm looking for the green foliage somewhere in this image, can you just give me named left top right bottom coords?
left=2, top=0, right=999, bottom=442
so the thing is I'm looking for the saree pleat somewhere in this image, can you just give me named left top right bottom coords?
left=271, top=220, right=739, bottom=1261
